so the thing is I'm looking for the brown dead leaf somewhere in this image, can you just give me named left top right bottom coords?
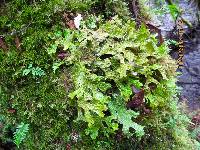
left=126, top=85, right=144, bottom=109
left=8, top=109, right=16, bottom=114
left=63, top=12, right=76, bottom=29
left=145, top=22, right=164, bottom=45
left=67, top=20, right=76, bottom=29
left=0, top=37, right=8, bottom=51
left=15, top=36, right=21, bottom=49
left=66, top=144, right=71, bottom=150
left=58, top=51, right=69, bottom=60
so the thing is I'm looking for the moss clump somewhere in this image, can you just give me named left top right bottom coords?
left=0, top=0, right=199, bottom=149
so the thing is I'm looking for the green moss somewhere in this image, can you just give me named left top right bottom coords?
left=0, top=0, right=199, bottom=149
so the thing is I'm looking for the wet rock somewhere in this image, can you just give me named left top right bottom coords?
left=177, top=25, right=200, bottom=110
left=145, top=0, right=199, bottom=36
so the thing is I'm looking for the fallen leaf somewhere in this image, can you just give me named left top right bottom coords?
left=15, top=36, right=21, bottom=49
left=8, top=109, right=16, bottom=113
left=63, top=12, right=76, bottom=29
left=66, top=144, right=71, bottom=150
left=67, top=20, right=76, bottom=29
left=126, top=85, right=144, bottom=109
left=0, top=37, right=8, bottom=51
left=145, top=22, right=164, bottom=45
left=58, top=51, right=69, bottom=59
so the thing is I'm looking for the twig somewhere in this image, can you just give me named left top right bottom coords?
left=180, top=16, right=193, bottom=28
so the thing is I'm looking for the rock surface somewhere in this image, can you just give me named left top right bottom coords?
left=146, top=0, right=199, bottom=36
left=147, top=0, right=200, bottom=110
left=177, top=25, right=200, bottom=110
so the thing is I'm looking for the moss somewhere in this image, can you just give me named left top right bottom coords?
left=0, top=0, right=199, bottom=149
